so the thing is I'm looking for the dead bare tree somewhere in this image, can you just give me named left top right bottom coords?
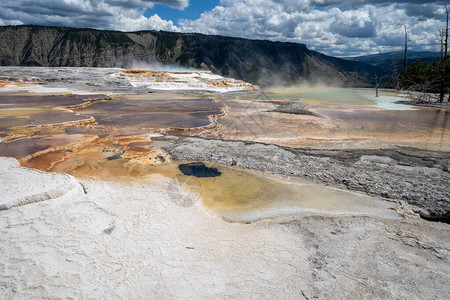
left=353, top=70, right=359, bottom=88
left=439, top=6, right=448, bottom=103
left=447, top=7, right=450, bottom=102
left=390, top=54, right=399, bottom=90
left=404, top=24, right=408, bottom=70
left=401, top=24, right=408, bottom=88
left=374, top=69, right=379, bottom=97
left=445, top=7, right=448, bottom=58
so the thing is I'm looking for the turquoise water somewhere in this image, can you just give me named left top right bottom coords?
left=366, top=95, right=415, bottom=110
left=257, top=87, right=415, bottom=110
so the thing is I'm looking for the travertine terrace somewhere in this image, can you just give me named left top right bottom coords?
left=0, top=67, right=449, bottom=299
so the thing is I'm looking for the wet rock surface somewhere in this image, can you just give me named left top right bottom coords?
left=155, top=135, right=450, bottom=220
left=270, top=99, right=319, bottom=116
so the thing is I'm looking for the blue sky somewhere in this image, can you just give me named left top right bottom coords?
left=146, top=0, right=219, bottom=23
left=0, top=0, right=447, bottom=56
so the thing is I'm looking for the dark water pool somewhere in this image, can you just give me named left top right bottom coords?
left=178, top=162, right=221, bottom=178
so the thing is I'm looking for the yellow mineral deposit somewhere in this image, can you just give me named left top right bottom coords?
left=0, top=76, right=448, bottom=222
left=158, top=162, right=400, bottom=222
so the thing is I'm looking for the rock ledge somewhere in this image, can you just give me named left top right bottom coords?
left=0, top=157, right=79, bottom=210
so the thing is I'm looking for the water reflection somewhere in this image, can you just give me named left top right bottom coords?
left=77, top=95, right=225, bottom=131
left=256, top=87, right=375, bottom=105
left=174, top=162, right=399, bottom=222
left=208, top=90, right=450, bottom=150
left=0, top=134, right=86, bottom=160
left=2, top=87, right=441, bottom=222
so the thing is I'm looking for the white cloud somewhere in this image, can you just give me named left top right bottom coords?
left=0, top=0, right=446, bottom=56
left=0, top=0, right=184, bottom=31
left=180, top=0, right=447, bottom=56
left=331, top=8, right=376, bottom=38
left=114, top=14, right=179, bottom=32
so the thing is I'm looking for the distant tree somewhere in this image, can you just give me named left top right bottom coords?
left=393, top=10, right=449, bottom=103
left=402, top=60, right=438, bottom=91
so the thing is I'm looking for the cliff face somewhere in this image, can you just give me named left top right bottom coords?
left=0, top=25, right=376, bottom=86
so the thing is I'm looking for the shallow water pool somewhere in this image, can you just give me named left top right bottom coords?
left=172, top=162, right=400, bottom=222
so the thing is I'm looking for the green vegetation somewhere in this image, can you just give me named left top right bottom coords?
left=96, top=32, right=134, bottom=47
left=153, top=32, right=179, bottom=58
left=389, top=58, right=449, bottom=94
left=386, top=7, right=448, bottom=103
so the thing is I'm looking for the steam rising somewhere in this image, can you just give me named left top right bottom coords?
left=127, top=60, right=196, bottom=72
left=116, top=62, right=258, bottom=92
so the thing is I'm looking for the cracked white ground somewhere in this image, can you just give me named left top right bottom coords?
left=0, top=158, right=449, bottom=299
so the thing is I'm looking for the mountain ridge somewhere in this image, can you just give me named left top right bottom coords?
left=0, top=25, right=378, bottom=87
left=346, top=50, right=441, bottom=72
left=345, top=50, right=442, bottom=86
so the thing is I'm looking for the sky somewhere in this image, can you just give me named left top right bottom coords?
left=0, top=0, right=448, bottom=57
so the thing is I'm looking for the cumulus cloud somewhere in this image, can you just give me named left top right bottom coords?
left=180, top=0, right=447, bottom=56
left=0, top=0, right=447, bottom=56
left=0, top=0, right=183, bottom=30
left=115, top=14, right=179, bottom=32
left=310, top=0, right=447, bottom=8
left=331, top=9, right=376, bottom=38
left=108, top=0, right=189, bottom=9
